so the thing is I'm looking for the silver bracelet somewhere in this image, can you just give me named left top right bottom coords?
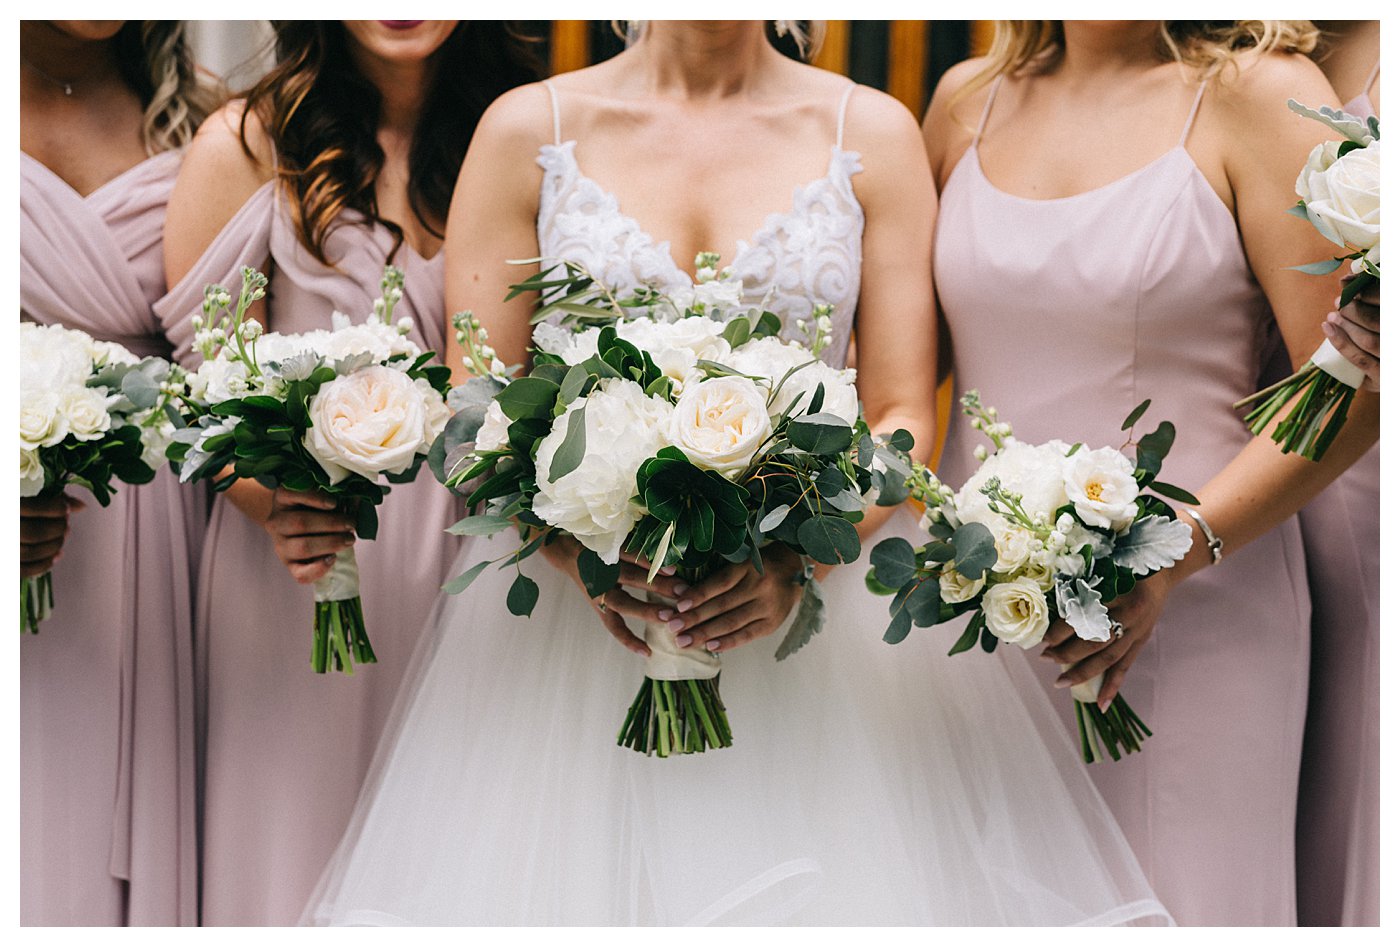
left=1182, top=508, right=1223, bottom=565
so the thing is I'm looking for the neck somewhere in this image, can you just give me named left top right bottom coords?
left=635, top=21, right=776, bottom=97
left=19, top=21, right=122, bottom=96
left=1058, top=21, right=1161, bottom=78
left=348, top=42, right=434, bottom=136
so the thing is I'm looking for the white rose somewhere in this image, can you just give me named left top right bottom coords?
left=19, top=391, right=69, bottom=449
left=666, top=375, right=773, bottom=474
left=791, top=361, right=860, bottom=424
left=990, top=521, right=1036, bottom=574
left=939, top=565, right=986, bottom=604
left=1297, top=139, right=1380, bottom=251
left=533, top=378, right=673, bottom=563
left=1063, top=447, right=1139, bottom=532
left=1021, top=557, right=1057, bottom=592
left=475, top=401, right=512, bottom=453
left=20, top=448, right=45, bottom=497
left=982, top=576, right=1051, bottom=649
left=304, top=365, right=430, bottom=484
left=415, top=377, right=451, bottom=444
left=58, top=387, right=113, bottom=441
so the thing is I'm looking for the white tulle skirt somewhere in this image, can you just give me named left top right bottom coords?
left=303, top=510, right=1170, bottom=926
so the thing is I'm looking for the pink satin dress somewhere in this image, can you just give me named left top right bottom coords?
left=20, top=149, right=201, bottom=925
left=154, top=179, right=461, bottom=925
left=1292, top=71, right=1380, bottom=929
left=934, top=78, right=1311, bottom=925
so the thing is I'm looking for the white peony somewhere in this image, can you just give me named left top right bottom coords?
left=59, top=387, right=114, bottom=441
left=533, top=378, right=673, bottom=564
left=939, top=565, right=986, bottom=604
left=666, top=375, right=773, bottom=474
left=1297, top=139, right=1380, bottom=251
left=1063, top=446, right=1139, bottom=532
left=19, top=391, right=68, bottom=450
left=320, top=314, right=421, bottom=363
left=20, top=448, right=45, bottom=497
left=725, top=336, right=858, bottom=422
left=982, top=576, right=1052, bottom=649
left=304, top=365, right=431, bottom=484
left=954, top=440, right=1071, bottom=530
left=20, top=323, right=94, bottom=390
left=475, top=401, right=512, bottom=453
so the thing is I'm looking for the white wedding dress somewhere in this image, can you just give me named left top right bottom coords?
left=302, top=82, right=1171, bottom=926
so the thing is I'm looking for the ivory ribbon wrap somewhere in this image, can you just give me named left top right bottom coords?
left=1310, top=339, right=1367, bottom=388
left=314, top=547, right=361, bottom=603
left=1064, top=665, right=1104, bottom=705
left=639, top=591, right=803, bottom=681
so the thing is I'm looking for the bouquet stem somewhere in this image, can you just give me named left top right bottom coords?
left=21, top=572, right=53, bottom=635
left=311, top=549, right=376, bottom=674
left=1074, top=695, right=1152, bottom=764
left=1234, top=340, right=1364, bottom=461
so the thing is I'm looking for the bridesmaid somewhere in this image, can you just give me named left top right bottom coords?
left=20, top=19, right=216, bottom=925
left=924, top=20, right=1379, bottom=925
left=158, top=21, right=540, bottom=925
left=1293, top=20, right=1380, bottom=928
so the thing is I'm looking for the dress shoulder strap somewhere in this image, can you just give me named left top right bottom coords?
left=1363, top=60, right=1380, bottom=99
left=972, top=75, right=1005, bottom=147
left=835, top=81, right=858, bottom=149
left=1178, top=81, right=1208, bottom=147
left=542, top=80, right=562, bottom=146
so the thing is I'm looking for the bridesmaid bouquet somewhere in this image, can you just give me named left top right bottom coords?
left=868, top=392, right=1196, bottom=763
left=1235, top=101, right=1380, bottom=460
left=19, top=322, right=182, bottom=633
left=168, top=266, right=452, bottom=673
left=436, top=256, right=910, bottom=756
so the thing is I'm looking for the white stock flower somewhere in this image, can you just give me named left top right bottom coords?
left=59, top=388, right=114, bottom=441
left=939, top=565, right=986, bottom=604
left=304, top=365, right=431, bottom=484
left=1063, top=447, right=1139, bottom=532
left=475, top=401, right=512, bottom=453
left=189, top=355, right=252, bottom=404
left=982, top=576, right=1051, bottom=649
left=20, top=448, right=45, bottom=497
left=140, top=418, right=177, bottom=470
left=533, top=378, right=672, bottom=564
left=1297, top=139, right=1380, bottom=251
left=666, top=375, right=773, bottom=474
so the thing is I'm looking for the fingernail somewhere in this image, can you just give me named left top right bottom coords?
left=1053, top=676, right=1070, bottom=688
left=676, top=599, right=694, bottom=613
left=705, top=640, right=721, bottom=652
left=675, top=634, right=692, bottom=648
left=672, top=582, right=689, bottom=595
left=1334, top=296, right=1343, bottom=308
left=667, top=618, right=685, bottom=632
left=1326, top=311, right=1342, bottom=326
left=657, top=608, right=674, bottom=621
left=1039, top=650, right=1056, bottom=661
left=660, top=566, right=676, bottom=576
left=1098, top=699, right=1112, bottom=712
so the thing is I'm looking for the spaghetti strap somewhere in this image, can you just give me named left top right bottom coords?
left=543, top=80, right=561, bottom=146
left=973, top=75, right=1005, bottom=146
left=1363, top=60, right=1380, bottom=98
left=1178, top=81, right=1208, bottom=147
left=835, top=82, right=857, bottom=149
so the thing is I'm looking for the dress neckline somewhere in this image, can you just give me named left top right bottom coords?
left=540, top=139, right=861, bottom=282
left=21, top=149, right=178, bottom=203
left=964, top=142, right=1189, bottom=205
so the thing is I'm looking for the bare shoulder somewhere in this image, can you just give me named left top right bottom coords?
left=841, top=83, right=922, bottom=145
left=1209, top=50, right=1341, bottom=122
left=185, top=99, right=274, bottom=183
left=921, top=57, right=994, bottom=175
left=472, top=81, right=557, bottom=153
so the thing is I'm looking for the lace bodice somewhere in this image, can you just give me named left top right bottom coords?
left=534, top=82, right=865, bottom=367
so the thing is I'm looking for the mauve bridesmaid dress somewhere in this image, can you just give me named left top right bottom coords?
left=154, top=180, right=460, bottom=925
left=20, top=149, right=201, bottom=925
left=934, top=78, right=1312, bottom=925
left=1291, top=72, right=1380, bottom=929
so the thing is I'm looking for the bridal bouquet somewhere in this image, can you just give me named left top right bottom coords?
left=1236, top=100, right=1380, bottom=460
left=168, top=266, right=452, bottom=673
left=435, top=255, right=909, bottom=756
left=19, top=322, right=182, bottom=633
left=868, top=393, right=1195, bottom=763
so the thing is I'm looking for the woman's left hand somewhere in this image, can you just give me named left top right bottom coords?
left=1037, top=570, right=1175, bottom=708
left=665, top=546, right=806, bottom=655
left=1322, top=278, right=1380, bottom=391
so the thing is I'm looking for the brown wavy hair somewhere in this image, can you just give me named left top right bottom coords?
left=112, top=21, right=221, bottom=154
left=956, top=21, right=1319, bottom=111
left=241, top=22, right=543, bottom=267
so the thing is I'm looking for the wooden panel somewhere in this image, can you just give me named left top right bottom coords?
left=811, top=20, right=849, bottom=74
left=551, top=20, right=591, bottom=75
left=886, top=21, right=928, bottom=114
left=970, top=20, right=996, bottom=57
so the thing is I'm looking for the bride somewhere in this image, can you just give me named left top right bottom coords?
left=304, top=20, right=1169, bottom=926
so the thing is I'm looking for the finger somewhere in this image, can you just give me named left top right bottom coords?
left=1040, top=619, right=1075, bottom=649
left=20, top=517, right=68, bottom=544
left=20, top=496, right=69, bottom=518
left=1041, top=631, right=1113, bottom=665
left=597, top=607, right=650, bottom=657
left=64, top=495, right=87, bottom=513
left=1055, top=637, right=1133, bottom=687
left=618, top=549, right=676, bottom=576
left=674, top=564, right=746, bottom=613
left=1322, top=320, right=1379, bottom=381
left=1329, top=310, right=1380, bottom=357
left=269, top=510, right=356, bottom=538
left=275, top=488, right=338, bottom=510
left=20, top=538, right=66, bottom=564
left=671, top=581, right=756, bottom=634
left=615, top=562, right=689, bottom=600
left=287, top=555, right=337, bottom=584
left=704, top=619, right=774, bottom=655
left=1097, top=639, right=1146, bottom=707
left=679, top=600, right=767, bottom=650
left=600, top=588, right=671, bottom=624
left=277, top=533, right=354, bottom=564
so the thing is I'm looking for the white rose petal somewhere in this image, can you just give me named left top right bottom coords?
left=939, top=566, right=986, bottom=604
left=304, top=365, right=431, bottom=484
left=666, top=375, right=772, bottom=474
left=475, top=401, right=512, bottom=454
left=1298, top=139, right=1380, bottom=251
left=982, top=576, right=1051, bottom=649
left=20, top=448, right=45, bottom=497
left=19, top=391, right=69, bottom=450
left=58, top=388, right=113, bottom=442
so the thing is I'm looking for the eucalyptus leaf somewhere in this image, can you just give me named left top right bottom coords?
left=447, top=514, right=513, bottom=536
left=758, top=503, right=791, bottom=533
left=442, top=558, right=491, bottom=594
left=1289, top=258, right=1346, bottom=275
left=951, top=522, right=996, bottom=580
left=1120, top=398, right=1151, bottom=432
left=797, top=514, right=861, bottom=565
left=788, top=414, right=854, bottom=454
left=870, top=537, right=917, bottom=589
left=883, top=606, right=913, bottom=645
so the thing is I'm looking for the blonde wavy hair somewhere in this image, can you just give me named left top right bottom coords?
left=612, top=20, right=826, bottom=61
left=114, top=21, right=222, bottom=154
left=957, top=20, right=1318, bottom=107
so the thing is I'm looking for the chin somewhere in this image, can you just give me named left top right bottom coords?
left=51, top=20, right=126, bottom=42
left=343, top=19, right=458, bottom=63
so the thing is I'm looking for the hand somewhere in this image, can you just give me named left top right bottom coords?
left=20, top=494, right=84, bottom=578
left=539, top=535, right=688, bottom=658
left=263, top=487, right=355, bottom=584
left=1037, top=570, right=1174, bottom=709
left=1322, top=278, right=1380, bottom=391
left=665, top=546, right=805, bottom=655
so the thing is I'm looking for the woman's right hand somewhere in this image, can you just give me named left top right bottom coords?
left=539, top=534, right=689, bottom=658
left=228, top=480, right=355, bottom=584
left=20, top=494, right=83, bottom=578
left=1322, top=276, right=1380, bottom=391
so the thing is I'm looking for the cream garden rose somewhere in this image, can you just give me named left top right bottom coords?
left=666, top=375, right=773, bottom=474
left=1297, top=138, right=1380, bottom=252
left=19, top=392, right=68, bottom=450
left=304, top=365, right=432, bottom=483
left=59, top=387, right=115, bottom=441
left=21, top=448, right=44, bottom=497
left=982, top=576, right=1052, bottom=649
left=939, top=565, right=986, bottom=604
